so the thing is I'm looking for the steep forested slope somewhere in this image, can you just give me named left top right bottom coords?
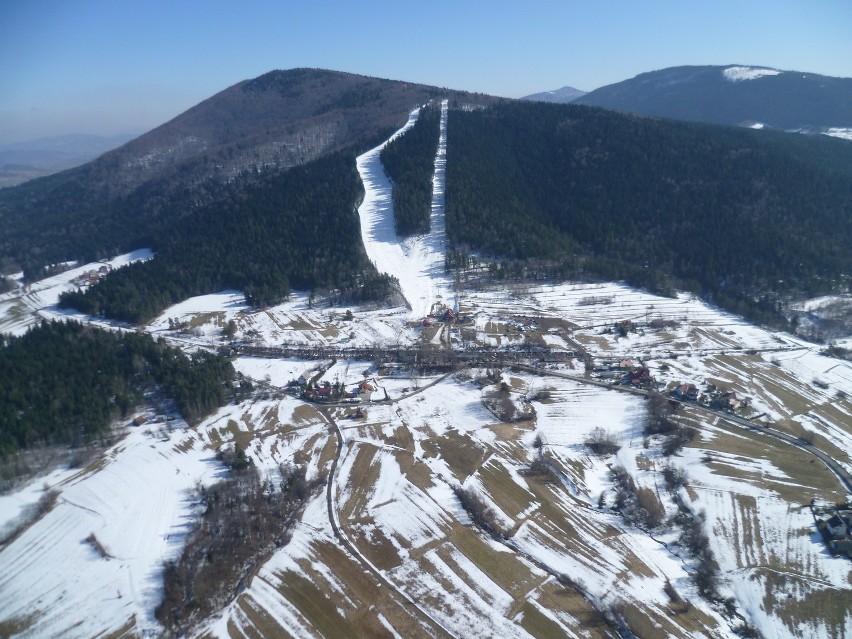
left=575, top=65, right=852, bottom=131
left=445, top=101, right=852, bottom=320
left=59, top=152, right=396, bottom=323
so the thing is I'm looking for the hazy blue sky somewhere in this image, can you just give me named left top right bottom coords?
left=1, top=0, right=850, bottom=144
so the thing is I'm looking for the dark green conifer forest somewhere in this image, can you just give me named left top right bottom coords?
left=59, top=152, right=397, bottom=323
left=0, top=321, right=238, bottom=456
left=380, top=104, right=441, bottom=235
left=445, top=102, right=852, bottom=323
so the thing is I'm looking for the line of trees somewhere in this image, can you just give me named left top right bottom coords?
left=156, top=460, right=319, bottom=633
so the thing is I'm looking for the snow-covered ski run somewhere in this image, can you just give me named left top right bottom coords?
left=356, top=99, right=453, bottom=319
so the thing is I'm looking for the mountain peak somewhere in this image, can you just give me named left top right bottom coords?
left=521, top=85, right=587, bottom=103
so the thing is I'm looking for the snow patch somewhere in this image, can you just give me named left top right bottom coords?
left=824, top=127, right=852, bottom=142
left=723, top=66, right=782, bottom=82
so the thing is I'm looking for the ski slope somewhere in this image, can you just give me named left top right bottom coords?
left=357, top=99, right=453, bottom=318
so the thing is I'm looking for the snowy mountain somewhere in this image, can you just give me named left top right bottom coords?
left=5, top=97, right=852, bottom=639
left=574, top=64, right=852, bottom=138
left=0, top=69, right=498, bottom=275
left=521, top=85, right=587, bottom=103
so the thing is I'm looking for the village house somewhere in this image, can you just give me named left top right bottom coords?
left=831, top=539, right=852, bottom=558
left=622, top=367, right=652, bottom=387
left=709, top=390, right=746, bottom=412
left=825, top=511, right=852, bottom=538
left=671, top=383, right=699, bottom=402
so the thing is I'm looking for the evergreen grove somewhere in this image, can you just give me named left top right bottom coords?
left=0, top=320, right=239, bottom=457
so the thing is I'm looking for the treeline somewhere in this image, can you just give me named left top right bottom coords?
left=445, top=101, right=852, bottom=323
left=0, top=320, right=238, bottom=456
left=59, top=152, right=397, bottom=323
left=380, top=104, right=442, bottom=236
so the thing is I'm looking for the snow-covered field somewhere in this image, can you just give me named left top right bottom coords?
left=2, top=111, right=851, bottom=639
left=0, top=417, right=221, bottom=637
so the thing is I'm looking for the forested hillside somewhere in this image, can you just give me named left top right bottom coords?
left=0, top=69, right=494, bottom=279
left=445, top=101, right=852, bottom=322
left=0, top=321, right=237, bottom=456
left=59, top=152, right=396, bottom=323
left=380, top=103, right=442, bottom=235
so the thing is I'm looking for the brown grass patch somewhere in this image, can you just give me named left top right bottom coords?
left=613, top=598, right=722, bottom=639
left=533, top=580, right=613, bottom=639
left=393, top=450, right=435, bottom=493
left=186, top=311, right=224, bottom=329
left=284, top=316, right=316, bottom=331
left=451, top=527, right=544, bottom=596
left=101, top=617, right=137, bottom=639
left=0, top=612, right=40, bottom=636
left=478, top=459, right=535, bottom=521
left=274, top=573, right=359, bottom=639
left=291, top=403, right=321, bottom=424
left=262, top=539, right=428, bottom=638
left=173, top=434, right=196, bottom=454
left=757, top=568, right=852, bottom=636
left=218, top=419, right=253, bottom=452
left=420, top=429, right=489, bottom=481
left=228, top=597, right=286, bottom=639
left=337, top=444, right=381, bottom=521
left=348, top=524, right=403, bottom=571
left=574, top=334, right=613, bottom=351
left=488, top=420, right=535, bottom=443
left=314, top=433, right=337, bottom=474
left=635, top=454, right=654, bottom=471
left=518, top=601, right=571, bottom=639
left=385, top=424, right=415, bottom=451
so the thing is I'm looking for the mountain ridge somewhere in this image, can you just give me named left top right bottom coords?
left=573, top=64, right=852, bottom=133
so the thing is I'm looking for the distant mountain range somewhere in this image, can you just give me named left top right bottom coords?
left=531, top=65, right=852, bottom=138
left=0, top=133, right=136, bottom=188
left=521, top=86, right=587, bottom=103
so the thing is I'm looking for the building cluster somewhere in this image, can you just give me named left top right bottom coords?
left=297, top=374, right=376, bottom=404
left=668, top=381, right=749, bottom=413
left=423, top=299, right=468, bottom=327
left=592, top=359, right=654, bottom=388
left=71, top=264, right=110, bottom=287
